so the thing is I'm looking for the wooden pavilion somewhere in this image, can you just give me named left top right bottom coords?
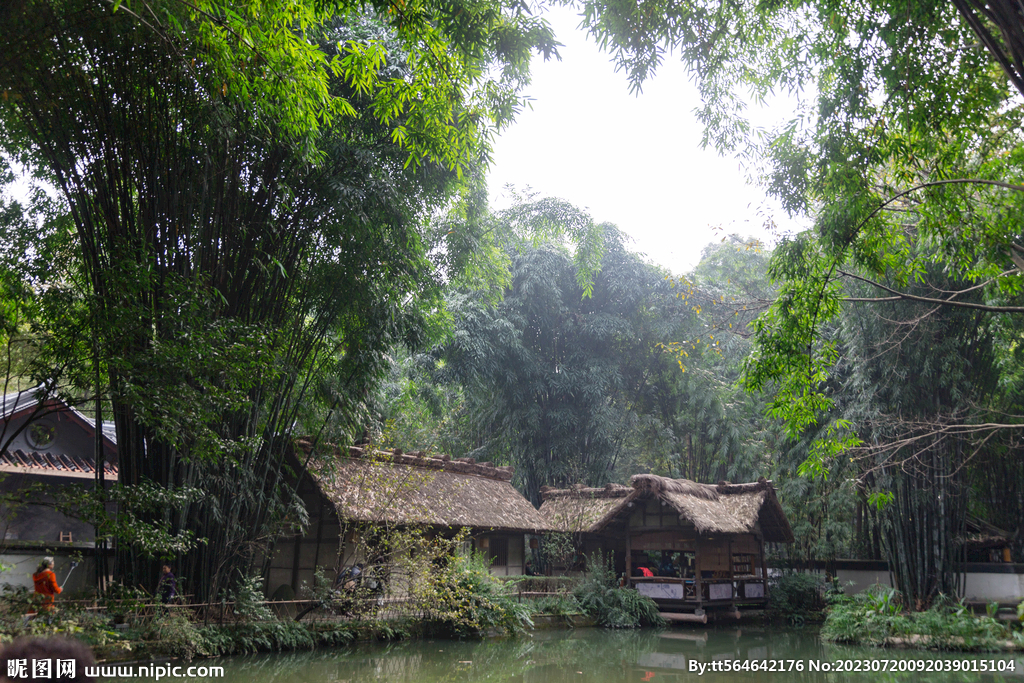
left=540, top=474, right=794, bottom=620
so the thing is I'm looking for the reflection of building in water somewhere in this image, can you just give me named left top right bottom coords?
left=625, top=629, right=775, bottom=682
left=211, top=628, right=1016, bottom=683
left=541, top=474, right=794, bottom=621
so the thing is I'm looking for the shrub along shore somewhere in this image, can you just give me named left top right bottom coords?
left=11, top=567, right=1022, bottom=661
left=762, top=574, right=1024, bottom=652
left=821, top=587, right=1024, bottom=652
left=0, top=556, right=662, bottom=662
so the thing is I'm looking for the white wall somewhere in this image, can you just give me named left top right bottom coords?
left=787, top=564, right=1024, bottom=604
left=962, top=572, right=1024, bottom=603
left=1, top=552, right=96, bottom=595
left=836, top=568, right=893, bottom=595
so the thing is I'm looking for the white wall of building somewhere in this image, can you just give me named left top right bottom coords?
left=784, top=563, right=1024, bottom=603
left=1, top=552, right=96, bottom=595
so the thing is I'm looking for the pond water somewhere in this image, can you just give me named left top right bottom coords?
left=105, top=626, right=1024, bottom=683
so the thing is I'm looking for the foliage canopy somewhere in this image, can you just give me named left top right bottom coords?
left=0, top=0, right=558, bottom=599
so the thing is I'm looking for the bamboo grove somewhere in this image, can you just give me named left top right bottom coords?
left=3, top=0, right=1024, bottom=611
left=0, top=0, right=556, bottom=600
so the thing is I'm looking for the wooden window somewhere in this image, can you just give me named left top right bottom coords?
left=490, top=537, right=509, bottom=567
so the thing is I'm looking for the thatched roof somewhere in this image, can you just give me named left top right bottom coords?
left=539, top=482, right=633, bottom=532
left=294, top=439, right=549, bottom=533
left=539, top=474, right=794, bottom=543
left=961, top=515, right=1013, bottom=550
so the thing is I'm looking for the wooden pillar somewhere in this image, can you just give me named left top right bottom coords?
left=728, top=539, right=735, bottom=601
left=694, top=537, right=702, bottom=605
left=759, top=536, right=768, bottom=597
left=625, top=524, right=632, bottom=586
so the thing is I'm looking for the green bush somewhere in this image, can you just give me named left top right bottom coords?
left=100, top=583, right=149, bottom=623
left=228, top=574, right=274, bottom=622
left=766, top=572, right=827, bottom=624
left=863, top=585, right=901, bottom=616
left=422, top=551, right=533, bottom=637
left=148, top=611, right=206, bottom=661
left=822, top=588, right=1016, bottom=651
left=573, top=555, right=665, bottom=629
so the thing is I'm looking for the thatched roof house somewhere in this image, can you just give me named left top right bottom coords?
left=539, top=474, right=794, bottom=616
left=295, top=438, right=549, bottom=533
left=267, top=439, right=548, bottom=596
left=540, top=474, right=793, bottom=543
left=540, top=482, right=634, bottom=533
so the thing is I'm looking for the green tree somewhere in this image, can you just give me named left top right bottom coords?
left=815, top=262, right=1000, bottom=604
left=566, top=0, right=1024, bottom=450
left=427, top=201, right=685, bottom=502
left=0, top=0, right=555, bottom=600
left=2, top=0, right=557, bottom=162
left=662, top=237, right=778, bottom=482
left=383, top=232, right=788, bottom=497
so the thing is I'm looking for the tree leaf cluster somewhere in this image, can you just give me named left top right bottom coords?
left=0, top=0, right=558, bottom=601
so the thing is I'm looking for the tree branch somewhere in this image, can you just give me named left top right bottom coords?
left=838, top=270, right=1024, bottom=313
left=953, top=0, right=1024, bottom=100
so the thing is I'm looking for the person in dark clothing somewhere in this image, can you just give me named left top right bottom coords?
left=157, top=565, right=177, bottom=603
left=334, top=563, right=363, bottom=592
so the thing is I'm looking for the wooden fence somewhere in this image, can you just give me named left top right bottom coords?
left=14, top=579, right=578, bottom=627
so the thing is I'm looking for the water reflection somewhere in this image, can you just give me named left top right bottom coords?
left=107, top=627, right=1024, bottom=683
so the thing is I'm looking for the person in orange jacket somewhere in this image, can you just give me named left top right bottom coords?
left=32, top=557, right=61, bottom=612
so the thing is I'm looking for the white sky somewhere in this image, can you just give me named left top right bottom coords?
left=3, top=8, right=806, bottom=278
left=487, top=6, right=807, bottom=276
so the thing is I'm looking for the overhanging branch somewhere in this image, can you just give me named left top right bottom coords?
left=953, top=0, right=1024, bottom=100
left=838, top=270, right=1024, bottom=313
